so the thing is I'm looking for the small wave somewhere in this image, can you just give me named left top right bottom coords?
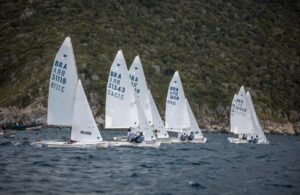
left=0, top=141, right=12, bottom=146
left=255, top=154, right=269, bottom=159
left=130, top=173, right=138, bottom=178
left=190, top=161, right=211, bottom=166
left=32, top=161, right=53, bottom=167
left=270, top=184, right=293, bottom=188
left=139, top=164, right=153, bottom=168
left=188, top=181, right=206, bottom=189
left=199, top=147, right=217, bottom=152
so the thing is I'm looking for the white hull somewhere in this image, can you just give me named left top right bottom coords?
left=36, top=140, right=109, bottom=148
left=171, top=137, right=207, bottom=144
left=228, top=137, right=269, bottom=144
left=227, top=137, right=249, bottom=144
left=257, top=140, right=269, bottom=145
left=109, top=141, right=161, bottom=148
left=26, top=125, right=42, bottom=130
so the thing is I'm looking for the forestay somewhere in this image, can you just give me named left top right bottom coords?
left=165, top=71, right=190, bottom=130
left=148, top=90, right=169, bottom=138
left=71, top=80, right=103, bottom=142
left=105, top=50, right=139, bottom=128
left=128, top=56, right=153, bottom=126
left=47, top=37, right=78, bottom=126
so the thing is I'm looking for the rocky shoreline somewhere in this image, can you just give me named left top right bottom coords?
left=0, top=103, right=299, bottom=135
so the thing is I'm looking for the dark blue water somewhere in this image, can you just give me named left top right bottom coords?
left=0, top=129, right=299, bottom=195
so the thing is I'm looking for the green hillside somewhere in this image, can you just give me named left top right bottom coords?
left=0, top=0, right=299, bottom=124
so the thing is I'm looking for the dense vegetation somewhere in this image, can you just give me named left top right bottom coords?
left=0, top=0, right=299, bottom=123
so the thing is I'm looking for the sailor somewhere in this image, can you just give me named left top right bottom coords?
left=242, top=134, right=247, bottom=140
left=154, top=129, right=158, bottom=137
left=127, top=128, right=138, bottom=142
left=134, top=132, right=144, bottom=143
left=188, top=131, right=194, bottom=140
left=180, top=132, right=187, bottom=141
left=249, top=136, right=254, bottom=143
left=253, top=135, right=258, bottom=143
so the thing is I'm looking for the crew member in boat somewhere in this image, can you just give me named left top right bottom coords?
left=188, top=131, right=194, bottom=141
left=0, top=125, right=6, bottom=135
left=154, top=129, right=158, bottom=137
left=134, top=132, right=144, bottom=143
left=242, top=134, right=247, bottom=140
left=180, top=132, right=187, bottom=141
left=127, top=128, right=138, bottom=142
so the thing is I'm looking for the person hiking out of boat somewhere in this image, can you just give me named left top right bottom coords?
left=180, top=132, right=187, bottom=141
left=253, top=135, right=258, bottom=143
left=127, top=128, right=138, bottom=142
left=242, top=134, right=247, bottom=140
left=249, top=136, right=254, bottom=143
left=134, top=131, right=144, bottom=143
left=188, top=131, right=194, bottom=141
left=154, top=129, right=158, bottom=137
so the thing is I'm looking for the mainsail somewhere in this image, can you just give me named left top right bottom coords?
left=165, top=71, right=190, bottom=130
left=128, top=56, right=153, bottom=125
left=105, top=50, right=139, bottom=128
left=230, top=86, right=254, bottom=136
left=71, top=80, right=102, bottom=142
left=47, top=37, right=78, bottom=126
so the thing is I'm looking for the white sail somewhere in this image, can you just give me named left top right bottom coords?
left=135, top=98, right=156, bottom=141
left=105, top=50, right=139, bottom=128
left=185, top=98, right=204, bottom=139
left=246, top=91, right=267, bottom=141
left=231, top=86, right=254, bottom=136
left=148, top=90, right=169, bottom=138
left=47, top=37, right=78, bottom=126
left=128, top=56, right=153, bottom=125
left=165, top=71, right=190, bottom=130
left=230, top=94, right=239, bottom=134
left=71, top=80, right=102, bottom=142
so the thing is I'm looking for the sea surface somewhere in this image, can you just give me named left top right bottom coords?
left=0, top=128, right=299, bottom=195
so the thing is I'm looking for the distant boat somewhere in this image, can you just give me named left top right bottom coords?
left=37, top=80, right=108, bottom=148
left=128, top=56, right=170, bottom=140
left=165, top=71, right=207, bottom=143
left=228, top=86, right=269, bottom=144
left=0, top=130, right=16, bottom=138
left=105, top=51, right=160, bottom=148
left=8, top=122, right=42, bottom=131
left=47, top=37, right=78, bottom=127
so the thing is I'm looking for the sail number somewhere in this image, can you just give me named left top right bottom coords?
left=129, top=75, right=140, bottom=94
left=50, top=60, right=67, bottom=93
left=168, top=86, right=179, bottom=105
left=107, top=71, right=125, bottom=100
left=80, top=130, right=92, bottom=135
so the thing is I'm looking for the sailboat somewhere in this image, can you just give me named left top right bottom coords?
left=246, top=91, right=269, bottom=144
left=228, top=86, right=269, bottom=144
left=128, top=56, right=170, bottom=141
left=47, top=37, right=78, bottom=127
left=165, top=71, right=207, bottom=143
left=38, top=80, right=108, bottom=148
left=105, top=51, right=160, bottom=148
